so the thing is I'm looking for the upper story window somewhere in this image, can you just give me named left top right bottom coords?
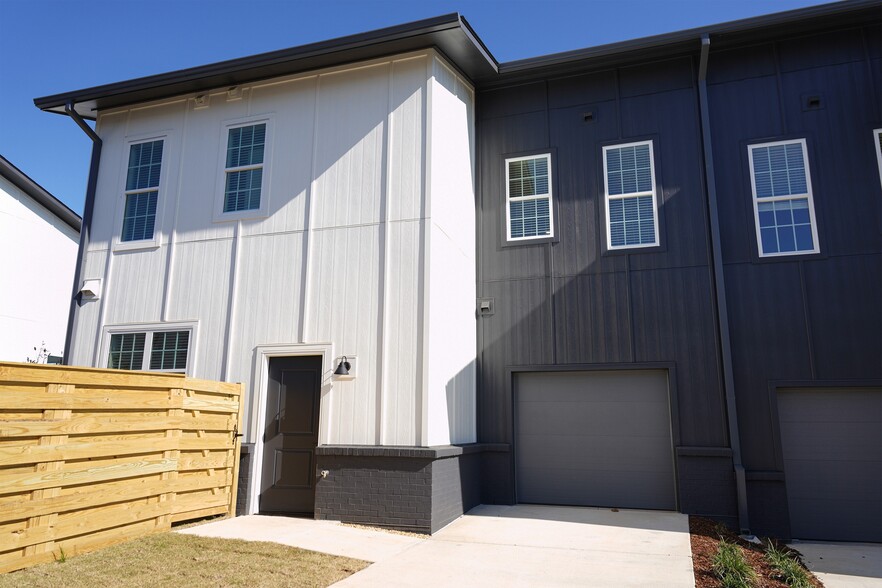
left=603, top=140, right=659, bottom=250
left=748, top=139, right=819, bottom=257
left=121, top=140, right=163, bottom=242
left=107, top=328, right=191, bottom=373
left=506, top=154, right=553, bottom=241
left=224, top=123, right=266, bottom=213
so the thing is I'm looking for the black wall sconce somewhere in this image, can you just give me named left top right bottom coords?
left=334, top=356, right=351, bottom=376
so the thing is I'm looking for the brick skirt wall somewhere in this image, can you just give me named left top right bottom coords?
left=313, top=445, right=493, bottom=533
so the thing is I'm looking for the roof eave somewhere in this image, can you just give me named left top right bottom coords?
left=0, top=155, right=82, bottom=232
left=34, top=13, right=499, bottom=119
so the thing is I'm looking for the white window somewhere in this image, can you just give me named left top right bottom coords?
left=121, top=139, right=163, bottom=242
left=748, top=139, right=819, bottom=257
left=603, top=140, right=659, bottom=250
left=215, top=116, right=273, bottom=222
left=506, top=153, right=553, bottom=241
left=874, top=129, right=882, bottom=190
left=104, top=324, right=195, bottom=373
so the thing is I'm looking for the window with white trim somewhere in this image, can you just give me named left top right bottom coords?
left=223, top=123, right=266, bottom=213
left=107, top=329, right=191, bottom=372
left=121, top=140, right=163, bottom=242
left=603, top=140, right=659, bottom=249
left=748, top=139, right=819, bottom=256
left=506, top=154, right=553, bottom=241
left=874, top=129, right=882, bottom=190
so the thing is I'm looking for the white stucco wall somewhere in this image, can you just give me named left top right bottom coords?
left=68, top=49, right=476, bottom=453
left=0, top=175, right=79, bottom=362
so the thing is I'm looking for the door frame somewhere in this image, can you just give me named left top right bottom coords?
left=247, top=342, right=335, bottom=515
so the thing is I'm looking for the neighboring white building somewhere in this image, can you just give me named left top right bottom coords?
left=0, top=155, right=81, bottom=363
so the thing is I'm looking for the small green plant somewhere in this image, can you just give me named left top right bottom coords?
left=765, top=541, right=813, bottom=588
left=54, top=547, right=67, bottom=563
left=712, top=539, right=757, bottom=588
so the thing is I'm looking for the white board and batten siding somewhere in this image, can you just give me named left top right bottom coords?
left=0, top=174, right=79, bottom=362
left=69, top=50, right=476, bottom=453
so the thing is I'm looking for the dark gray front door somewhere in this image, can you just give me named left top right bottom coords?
left=260, top=355, right=322, bottom=515
left=778, top=387, right=882, bottom=542
left=515, top=370, right=676, bottom=510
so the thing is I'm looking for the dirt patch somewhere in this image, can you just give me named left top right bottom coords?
left=341, top=523, right=427, bottom=538
left=690, top=517, right=823, bottom=588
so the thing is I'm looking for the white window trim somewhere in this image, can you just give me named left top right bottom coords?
left=101, top=321, right=198, bottom=375
left=602, top=140, right=660, bottom=251
left=874, top=128, right=882, bottom=191
left=747, top=138, right=820, bottom=258
left=113, top=131, right=171, bottom=252
left=213, top=114, right=274, bottom=223
left=505, top=153, right=554, bottom=242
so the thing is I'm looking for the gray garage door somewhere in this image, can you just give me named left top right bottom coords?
left=778, top=387, right=882, bottom=542
left=515, top=370, right=676, bottom=510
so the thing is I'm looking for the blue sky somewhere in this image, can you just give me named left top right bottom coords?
left=0, top=0, right=830, bottom=214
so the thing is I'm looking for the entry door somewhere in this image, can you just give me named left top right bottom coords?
left=260, top=355, right=322, bottom=515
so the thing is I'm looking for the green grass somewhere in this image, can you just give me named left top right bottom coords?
left=712, top=539, right=757, bottom=588
left=765, top=542, right=813, bottom=588
left=0, top=532, right=369, bottom=588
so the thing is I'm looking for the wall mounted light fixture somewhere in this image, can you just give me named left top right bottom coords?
left=334, top=356, right=351, bottom=376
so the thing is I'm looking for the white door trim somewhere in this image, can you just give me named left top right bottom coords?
left=247, top=342, right=335, bottom=515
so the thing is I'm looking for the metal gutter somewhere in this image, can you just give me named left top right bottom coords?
left=61, top=102, right=102, bottom=365
left=0, top=155, right=81, bottom=232
left=697, top=34, right=750, bottom=535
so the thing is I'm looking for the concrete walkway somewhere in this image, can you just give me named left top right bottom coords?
left=178, top=504, right=695, bottom=587
left=790, top=542, right=882, bottom=588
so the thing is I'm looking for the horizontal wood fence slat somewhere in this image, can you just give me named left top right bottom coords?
left=0, top=362, right=244, bottom=573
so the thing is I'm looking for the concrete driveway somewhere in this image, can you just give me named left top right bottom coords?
left=790, top=541, right=882, bottom=588
left=179, top=504, right=693, bottom=587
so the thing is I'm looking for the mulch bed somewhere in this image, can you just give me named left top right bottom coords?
left=690, top=516, right=824, bottom=588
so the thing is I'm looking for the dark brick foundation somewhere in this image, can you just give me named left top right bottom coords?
left=236, top=443, right=253, bottom=516
left=313, top=444, right=498, bottom=533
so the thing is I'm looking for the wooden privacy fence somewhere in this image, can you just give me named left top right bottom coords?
left=0, top=362, right=244, bottom=573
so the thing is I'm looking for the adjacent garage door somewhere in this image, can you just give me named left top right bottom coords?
left=778, top=387, right=882, bottom=542
left=515, top=370, right=676, bottom=510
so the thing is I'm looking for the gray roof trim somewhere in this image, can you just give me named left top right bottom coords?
left=0, top=155, right=82, bottom=232
left=494, top=0, right=879, bottom=79
left=34, top=13, right=498, bottom=120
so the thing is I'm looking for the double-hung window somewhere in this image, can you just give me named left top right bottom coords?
left=748, top=139, right=819, bottom=256
left=603, top=140, right=659, bottom=250
left=107, top=328, right=192, bottom=373
left=122, top=140, right=163, bottom=242
left=506, top=153, right=553, bottom=241
left=223, top=123, right=266, bottom=213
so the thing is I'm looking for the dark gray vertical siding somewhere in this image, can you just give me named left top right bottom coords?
left=707, top=24, right=882, bottom=537
left=477, top=56, right=730, bottom=515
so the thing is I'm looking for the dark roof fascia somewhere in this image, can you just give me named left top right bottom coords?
left=478, top=0, right=880, bottom=88
left=34, top=14, right=499, bottom=120
left=0, top=155, right=82, bottom=232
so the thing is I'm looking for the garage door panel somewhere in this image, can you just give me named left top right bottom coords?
left=779, top=390, right=881, bottom=423
left=515, top=370, right=675, bottom=511
left=517, top=433, right=676, bottom=472
left=780, top=421, right=881, bottom=461
left=518, top=466, right=676, bottom=510
left=778, top=387, right=882, bottom=542
left=785, top=460, right=881, bottom=501
left=787, top=498, right=882, bottom=543
left=517, top=400, right=672, bottom=438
